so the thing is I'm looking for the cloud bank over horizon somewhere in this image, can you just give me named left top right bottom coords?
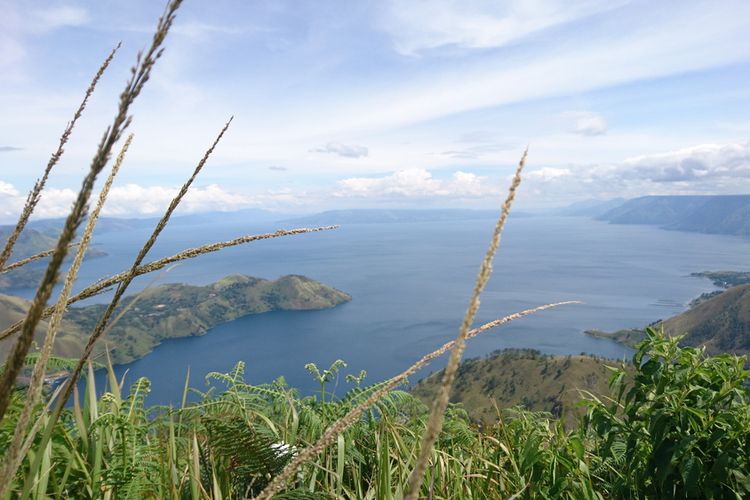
left=1, top=0, right=749, bottom=216
left=0, top=139, right=748, bottom=222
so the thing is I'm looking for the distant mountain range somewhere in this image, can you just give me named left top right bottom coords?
left=557, top=198, right=626, bottom=217
left=281, top=209, right=531, bottom=225
left=560, top=195, right=750, bottom=237
left=0, top=227, right=107, bottom=290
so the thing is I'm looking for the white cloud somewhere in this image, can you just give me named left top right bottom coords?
left=378, top=0, right=627, bottom=55
left=617, top=141, right=750, bottom=183
left=28, top=6, right=90, bottom=33
left=566, top=111, right=608, bottom=136
left=335, top=168, right=489, bottom=198
left=524, top=139, right=750, bottom=203
left=0, top=182, right=259, bottom=223
left=312, top=142, right=369, bottom=158
left=527, top=167, right=572, bottom=181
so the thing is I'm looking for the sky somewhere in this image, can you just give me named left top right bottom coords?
left=1, top=0, right=749, bottom=220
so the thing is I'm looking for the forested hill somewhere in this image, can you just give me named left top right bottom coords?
left=588, top=282, right=750, bottom=358
left=0, top=274, right=351, bottom=366
left=412, top=349, right=619, bottom=427
left=661, top=283, right=750, bottom=357
left=596, top=195, right=750, bottom=236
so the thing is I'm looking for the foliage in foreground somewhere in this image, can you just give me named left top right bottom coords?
left=1, top=329, right=749, bottom=499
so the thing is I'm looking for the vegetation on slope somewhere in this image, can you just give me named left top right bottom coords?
left=661, top=283, right=750, bottom=357
left=691, top=270, right=750, bottom=289
left=2, top=330, right=748, bottom=498
left=412, top=349, right=619, bottom=427
left=0, top=274, right=350, bottom=366
left=588, top=283, right=750, bottom=359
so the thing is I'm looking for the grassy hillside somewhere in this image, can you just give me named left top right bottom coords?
left=661, top=283, right=750, bottom=356
left=597, top=195, right=750, bottom=235
left=412, top=349, right=621, bottom=426
left=588, top=283, right=750, bottom=358
left=0, top=274, right=350, bottom=365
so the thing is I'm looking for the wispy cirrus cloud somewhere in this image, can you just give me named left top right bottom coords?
left=312, top=142, right=369, bottom=158
left=376, top=0, right=628, bottom=55
left=28, top=5, right=90, bottom=33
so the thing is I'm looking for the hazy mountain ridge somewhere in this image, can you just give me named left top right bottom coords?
left=597, top=195, right=750, bottom=236
left=0, top=227, right=107, bottom=290
left=0, top=274, right=351, bottom=366
left=281, top=209, right=532, bottom=225
left=557, top=198, right=626, bottom=217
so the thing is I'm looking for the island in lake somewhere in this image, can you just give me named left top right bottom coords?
left=0, top=274, right=351, bottom=367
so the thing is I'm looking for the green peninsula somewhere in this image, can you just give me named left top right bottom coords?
left=0, top=274, right=351, bottom=365
left=691, top=270, right=750, bottom=289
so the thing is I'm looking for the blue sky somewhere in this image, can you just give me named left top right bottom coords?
left=1, top=0, right=749, bottom=219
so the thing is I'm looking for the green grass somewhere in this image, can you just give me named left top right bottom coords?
left=412, top=349, right=623, bottom=428
left=2, top=329, right=748, bottom=498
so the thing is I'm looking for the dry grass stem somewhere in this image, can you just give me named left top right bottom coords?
left=256, top=299, right=577, bottom=499
left=0, top=244, right=82, bottom=275
left=404, top=149, right=527, bottom=499
left=31, top=115, right=230, bottom=467
left=0, top=135, right=132, bottom=494
left=0, top=0, right=181, bottom=423
left=0, top=44, right=119, bottom=270
left=0, top=226, right=338, bottom=342
left=14, top=0, right=184, bottom=481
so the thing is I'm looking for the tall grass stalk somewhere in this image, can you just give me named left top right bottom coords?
left=404, top=149, right=527, bottom=499
left=0, top=0, right=182, bottom=421
left=0, top=226, right=338, bottom=342
left=0, top=243, right=81, bottom=275
left=3, top=1, right=183, bottom=486
left=0, top=44, right=119, bottom=271
left=0, top=134, right=133, bottom=496
left=31, top=116, right=225, bottom=445
left=256, top=299, right=574, bottom=499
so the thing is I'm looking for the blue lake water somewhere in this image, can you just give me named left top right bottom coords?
left=15, top=215, right=750, bottom=406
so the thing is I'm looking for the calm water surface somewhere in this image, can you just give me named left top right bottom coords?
left=17, top=215, right=750, bottom=405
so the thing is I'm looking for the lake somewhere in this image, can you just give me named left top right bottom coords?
left=16, top=215, right=750, bottom=406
